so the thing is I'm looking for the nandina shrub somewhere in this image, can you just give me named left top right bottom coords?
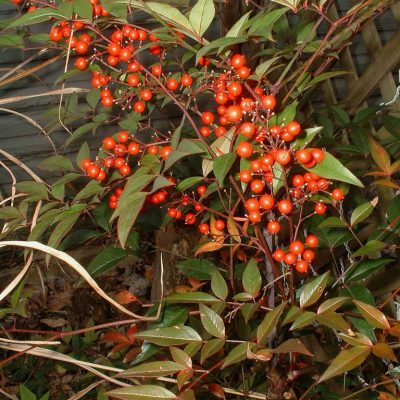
left=1, top=1, right=400, bottom=399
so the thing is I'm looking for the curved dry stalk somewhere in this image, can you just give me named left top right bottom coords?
left=0, top=108, right=56, bottom=154
left=0, top=148, right=43, bottom=183
left=0, top=48, right=49, bottom=82
left=0, top=160, right=17, bottom=234
left=0, top=337, right=60, bottom=346
left=0, top=87, right=89, bottom=106
left=0, top=54, right=63, bottom=89
left=0, top=193, right=25, bottom=206
left=0, top=388, right=17, bottom=400
left=0, top=342, right=129, bottom=387
left=68, top=380, right=105, bottom=400
left=0, top=252, right=33, bottom=301
left=0, top=241, right=163, bottom=320
left=58, top=27, right=75, bottom=136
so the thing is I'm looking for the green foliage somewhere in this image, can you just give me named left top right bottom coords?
left=1, top=1, right=400, bottom=399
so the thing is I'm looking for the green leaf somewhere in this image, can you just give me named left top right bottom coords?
left=20, top=384, right=36, bottom=400
left=86, top=89, right=100, bottom=109
left=316, top=311, right=350, bottom=333
left=200, top=338, right=225, bottom=364
left=254, top=59, right=277, bottom=79
left=60, top=229, right=101, bottom=251
left=214, top=153, right=236, bottom=186
left=106, top=385, right=176, bottom=400
left=199, top=304, right=225, bottom=338
left=164, top=292, right=220, bottom=304
left=241, top=303, right=259, bottom=324
left=73, top=0, right=93, bottom=20
left=350, top=198, right=377, bottom=226
left=291, top=126, right=323, bottom=150
left=300, top=272, right=329, bottom=309
left=151, top=176, right=175, bottom=193
left=0, top=206, right=24, bottom=220
left=176, top=176, right=204, bottom=192
left=226, top=11, right=251, bottom=37
left=143, top=2, right=194, bottom=38
left=272, top=162, right=285, bottom=195
left=86, top=247, right=129, bottom=277
left=189, top=0, right=215, bottom=38
left=170, top=347, right=192, bottom=368
left=345, top=259, right=394, bottom=282
left=222, top=342, right=255, bottom=368
left=39, top=155, right=74, bottom=172
left=0, top=34, right=23, bottom=47
left=77, top=142, right=90, bottom=170
left=242, top=258, right=261, bottom=297
left=117, top=361, right=183, bottom=378
left=117, top=192, right=148, bottom=248
left=47, top=212, right=81, bottom=263
left=74, top=180, right=105, bottom=201
left=290, top=311, right=317, bottom=330
left=211, top=269, right=228, bottom=301
left=66, top=122, right=98, bottom=148
left=257, top=302, right=287, bottom=345
left=176, top=259, right=217, bottom=280
left=134, top=326, right=202, bottom=346
left=16, top=181, right=48, bottom=199
left=369, top=136, right=391, bottom=174
left=9, top=6, right=72, bottom=26
left=272, top=338, right=312, bottom=356
left=353, top=300, right=390, bottom=330
left=319, top=217, right=346, bottom=228
left=351, top=240, right=386, bottom=258
left=317, top=297, right=350, bottom=314
left=305, top=71, right=349, bottom=88
left=305, top=152, right=363, bottom=187
left=196, top=37, right=246, bottom=64
left=318, top=346, right=371, bottom=383
left=247, top=8, right=288, bottom=39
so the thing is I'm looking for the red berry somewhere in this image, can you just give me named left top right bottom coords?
left=275, top=149, right=291, bottom=166
left=118, top=131, right=129, bottom=143
left=75, top=57, right=87, bottom=70
left=277, top=199, right=293, bottom=215
left=296, top=149, right=312, bottom=164
left=202, top=111, right=215, bottom=125
left=286, top=121, right=301, bottom=136
left=87, top=164, right=100, bottom=178
left=306, top=235, right=319, bottom=248
left=259, top=194, right=275, bottom=210
left=262, top=95, right=276, bottom=110
left=289, top=241, right=304, bottom=255
left=81, top=158, right=92, bottom=170
left=181, top=74, right=193, bottom=87
left=214, top=219, right=225, bottom=231
left=284, top=252, right=297, bottom=265
left=236, top=141, right=253, bottom=158
left=103, top=137, right=116, bottom=150
left=199, top=223, right=210, bottom=234
left=302, top=249, right=315, bottom=262
left=239, top=170, right=252, bottom=183
left=331, top=188, right=345, bottom=201
left=273, top=249, right=285, bottom=262
left=314, top=202, right=327, bottom=215
left=226, top=105, right=243, bottom=123
left=295, top=260, right=309, bottom=273
left=230, top=54, right=246, bottom=69
left=185, top=213, right=196, bottom=225
left=245, top=198, right=260, bottom=212
left=267, top=220, right=281, bottom=234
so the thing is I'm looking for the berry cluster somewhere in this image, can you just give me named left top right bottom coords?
left=11, top=0, right=350, bottom=277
